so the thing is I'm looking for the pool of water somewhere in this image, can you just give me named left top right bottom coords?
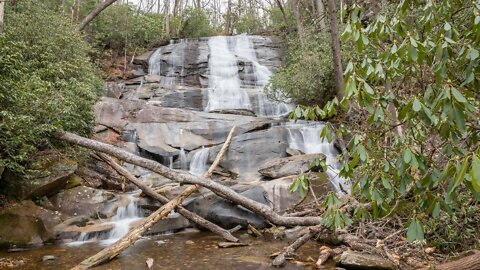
left=0, top=231, right=337, bottom=269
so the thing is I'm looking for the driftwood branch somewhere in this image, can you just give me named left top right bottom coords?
left=272, top=225, right=323, bottom=267
left=54, top=131, right=323, bottom=227
left=77, top=0, right=119, bottom=31
left=205, top=126, right=236, bottom=178
left=98, top=153, right=238, bottom=242
left=71, top=127, right=236, bottom=269
left=420, top=251, right=480, bottom=270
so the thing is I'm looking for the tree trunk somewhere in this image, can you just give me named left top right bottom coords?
left=316, top=0, right=326, bottom=30
left=97, top=153, right=238, bottom=242
left=164, top=0, right=170, bottom=36
left=54, top=131, right=323, bottom=227
left=226, top=0, right=232, bottom=34
left=419, top=251, right=480, bottom=270
left=291, top=0, right=305, bottom=44
left=326, top=0, right=344, bottom=97
left=77, top=0, right=119, bottom=31
left=274, top=0, right=289, bottom=30
left=0, top=0, right=4, bottom=34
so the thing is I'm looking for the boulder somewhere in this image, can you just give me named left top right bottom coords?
left=339, top=251, right=395, bottom=270
left=27, top=159, right=78, bottom=198
left=0, top=201, right=62, bottom=247
left=208, top=127, right=289, bottom=180
left=132, top=50, right=154, bottom=69
left=258, top=154, right=324, bottom=179
left=50, top=186, right=115, bottom=219
left=185, top=186, right=268, bottom=229
left=105, top=82, right=122, bottom=99
left=145, top=213, right=190, bottom=235
left=94, top=97, right=145, bottom=131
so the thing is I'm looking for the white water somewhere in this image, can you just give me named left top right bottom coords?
left=67, top=193, right=144, bottom=246
left=286, top=122, right=351, bottom=195
left=179, top=148, right=188, bottom=170
left=149, top=40, right=188, bottom=89
left=189, top=147, right=210, bottom=176
left=205, top=36, right=252, bottom=111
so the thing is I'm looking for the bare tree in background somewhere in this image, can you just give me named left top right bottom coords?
left=291, top=0, right=305, bottom=44
left=77, top=0, right=120, bottom=31
left=326, top=0, right=343, bottom=96
left=0, top=0, right=4, bottom=34
left=316, top=0, right=326, bottom=30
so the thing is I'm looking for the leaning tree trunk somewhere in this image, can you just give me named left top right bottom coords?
left=54, top=131, right=323, bottom=227
left=326, top=0, right=344, bottom=97
left=291, top=0, right=305, bottom=44
left=77, top=0, right=119, bottom=31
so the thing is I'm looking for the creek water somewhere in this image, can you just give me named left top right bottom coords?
left=0, top=232, right=336, bottom=270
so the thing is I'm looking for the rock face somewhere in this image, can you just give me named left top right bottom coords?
left=0, top=201, right=61, bottom=247
left=258, top=154, right=324, bottom=179
left=339, top=251, right=395, bottom=270
left=49, top=186, right=115, bottom=218
left=27, top=159, right=78, bottom=198
left=209, top=127, right=289, bottom=180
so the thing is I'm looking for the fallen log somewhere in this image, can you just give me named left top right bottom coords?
left=71, top=127, right=236, bottom=269
left=98, top=153, right=238, bottom=242
left=419, top=250, right=480, bottom=270
left=272, top=225, right=324, bottom=267
left=54, top=131, right=322, bottom=226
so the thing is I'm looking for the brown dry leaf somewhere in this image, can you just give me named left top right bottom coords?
left=146, top=258, right=154, bottom=269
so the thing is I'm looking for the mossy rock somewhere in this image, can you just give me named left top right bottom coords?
left=0, top=202, right=55, bottom=248
left=64, top=174, right=83, bottom=190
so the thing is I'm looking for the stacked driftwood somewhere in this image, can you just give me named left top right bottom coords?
left=56, top=130, right=480, bottom=270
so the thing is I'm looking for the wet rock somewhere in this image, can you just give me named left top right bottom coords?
left=209, top=127, right=289, bottom=180
left=50, top=186, right=115, bottom=219
left=146, top=213, right=190, bottom=235
left=339, top=251, right=395, bottom=270
left=185, top=240, right=195, bottom=245
left=258, top=154, right=324, bottom=179
left=27, top=159, right=77, bottom=198
left=133, top=50, right=154, bottom=69
left=94, top=97, right=145, bottom=131
left=286, top=147, right=303, bottom=156
left=42, top=255, right=57, bottom=261
left=185, top=186, right=268, bottom=229
left=0, top=201, right=59, bottom=247
left=105, top=82, right=122, bottom=99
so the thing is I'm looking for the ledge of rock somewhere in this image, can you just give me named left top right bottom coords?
left=258, top=154, right=325, bottom=179
left=339, top=251, right=395, bottom=270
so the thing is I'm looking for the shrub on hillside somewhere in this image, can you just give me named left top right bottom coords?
left=0, top=1, right=101, bottom=174
left=180, top=9, right=216, bottom=38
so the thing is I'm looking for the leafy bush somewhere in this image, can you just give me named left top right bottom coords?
left=0, top=1, right=101, bottom=174
left=88, top=4, right=165, bottom=53
left=267, top=32, right=337, bottom=106
left=180, top=9, right=216, bottom=38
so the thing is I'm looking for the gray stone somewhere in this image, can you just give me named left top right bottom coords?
left=105, top=82, right=122, bottom=99
left=27, top=159, right=78, bottom=198
left=145, top=213, right=190, bottom=235
left=286, top=147, right=303, bottom=156
left=0, top=201, right=60, bottom=247
left=42, top=255, right=57, bottom=261
left=258, top=154, right=324, bottom=179
left=339, top=251, right=395, bottom=270
left=208, top=127, right=289, bottom=180
left=50, top=186, right=115, bottom=219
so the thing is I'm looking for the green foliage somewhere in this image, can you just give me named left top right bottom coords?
left=0, top=1, right=101, bottom=174
left=87, top=4, right=165, bottom=53
left=292, top=1, right=480, bottom=246
left=267, top=32, right=336, bottom=106
left=289, top=173, right=310, bottom=198
left=180, top=9, right=216, bottom=38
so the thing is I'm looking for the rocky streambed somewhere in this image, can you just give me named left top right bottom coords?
left=0, top=35, right=354, bottom=269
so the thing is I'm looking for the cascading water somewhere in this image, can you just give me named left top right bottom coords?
left=68, top=193, right=144, bottom=246
left=148, top=40, right=188, bottom=89
left=179, top=148, right=188, bottom=170
left=205, top=36, right=252, bottom=111
left=189, top=147, right=210, bottom=176
left=286, top=122, right=351, bottom=195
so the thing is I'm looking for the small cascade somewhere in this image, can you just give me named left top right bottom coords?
left=189, top=147, right=210, bottom=176
left=286, top=122, right=350, bottom=195
left=205, top=36, right=252, bottom=111
left=148, top=40, right=188, bottom=90
left=68, top=193, right=144, bottom=246
left=179, top=148, right=188, bottom=170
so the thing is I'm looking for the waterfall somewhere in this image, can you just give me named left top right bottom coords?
left=286, top=122, right=351, bottom=195
left=179, top=148, right=188, bottom=170
left=67, top=193, right=143, bottom=246
left=205, top=36, right=252, bottom=111
left=148, top=40, right=188, bottom=89
left=189, top=147, right=210, bottom=176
